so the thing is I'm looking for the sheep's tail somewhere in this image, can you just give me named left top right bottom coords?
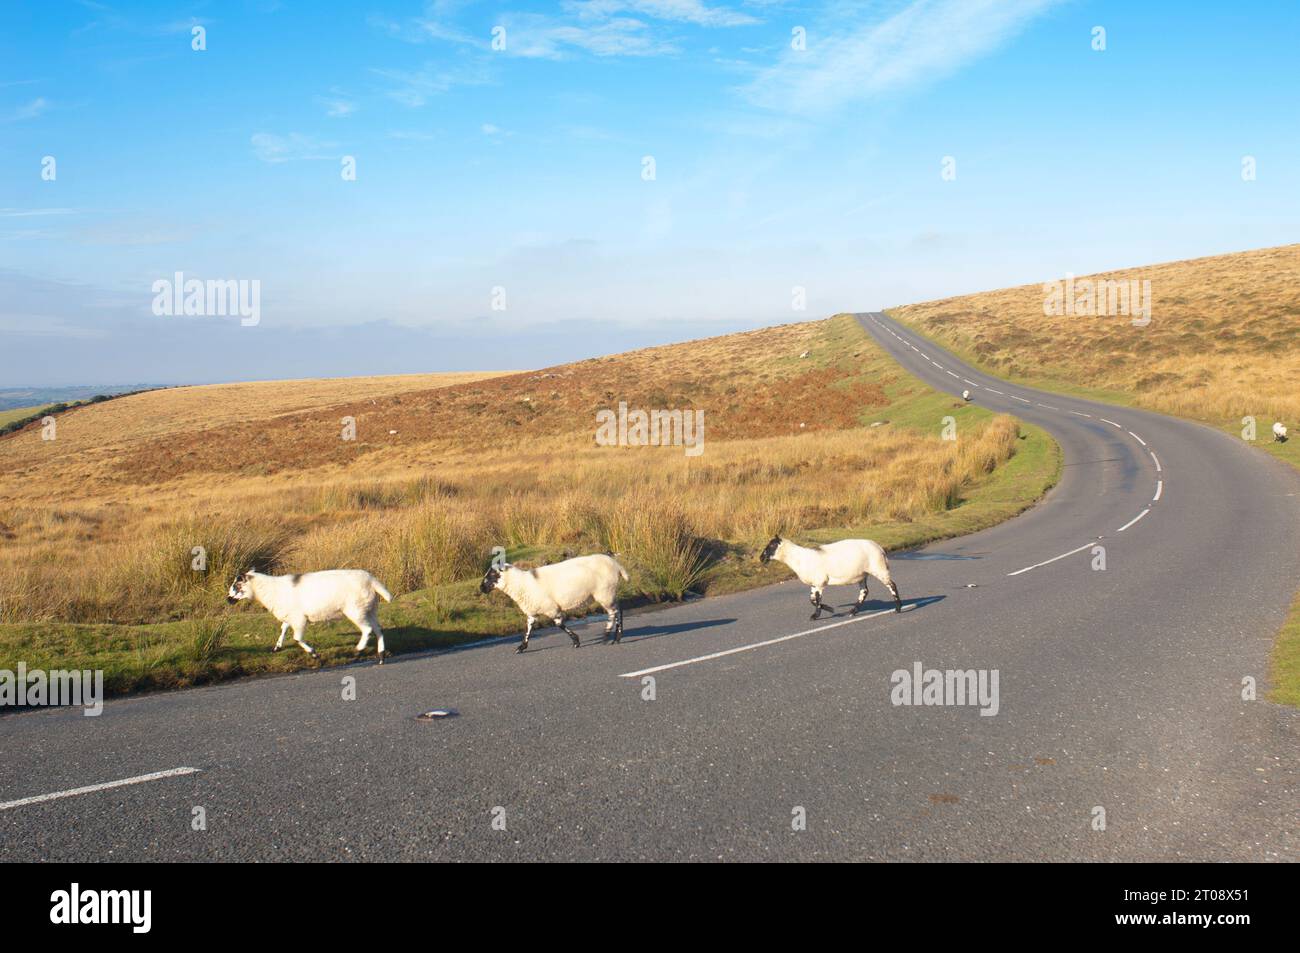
left=615, top=560, right=630, bottom=582
left=372, top=578, right=393, bottom=602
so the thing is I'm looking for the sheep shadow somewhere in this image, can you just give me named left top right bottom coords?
left=619, top=617, right=736, bottom=644
left=814, top=593, right=946, bottom=617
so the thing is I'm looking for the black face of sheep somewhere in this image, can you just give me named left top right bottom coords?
left=226, top=571, right=252, bottom=604
left=479, top=567, right=502, bottom=594
left=759, top=536, right=782, bottom=563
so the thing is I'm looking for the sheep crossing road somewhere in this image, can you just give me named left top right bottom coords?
left=3, top=312, right=1299, bottom=861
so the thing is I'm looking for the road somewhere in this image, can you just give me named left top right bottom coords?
left=3, top=312, right=1298, bottom=861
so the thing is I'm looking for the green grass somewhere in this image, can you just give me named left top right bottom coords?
left=885, top=307, right=1300, bottom=706
left=0, top=316, right=1062, bottom=701
left=0, top=405, right=48, bottom=428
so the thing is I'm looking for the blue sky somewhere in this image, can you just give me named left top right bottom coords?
left=1, top=0, right=1297, bottom=386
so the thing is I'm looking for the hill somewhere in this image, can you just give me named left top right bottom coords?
left=0, top=316, right=1058, bottom=695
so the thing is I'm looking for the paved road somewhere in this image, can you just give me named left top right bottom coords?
left=3, top=312, right=1298, bottom=861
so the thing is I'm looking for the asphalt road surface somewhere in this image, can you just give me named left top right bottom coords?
left=3, top=312, right=1297, bottom=861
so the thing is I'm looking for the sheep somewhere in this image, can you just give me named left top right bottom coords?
left=226, top=569, right=393, bottom=662
left=1273, top=421, right=1288, bottom=442
left=759, top=535, right=901, bottom=618
left=479, top=553, right=628, bottom=653
left=962, top=389, right=972, bottom=402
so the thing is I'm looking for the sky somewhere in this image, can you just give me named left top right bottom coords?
left=1, top=0, right=1297, bottom=386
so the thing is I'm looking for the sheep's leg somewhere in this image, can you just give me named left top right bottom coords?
left=601, top=604, right=618, bottom=643
left=604, top=605, right=622, bottom=644
left=273, top=622, right=289, bottom=652
left=291, top=622, right=318, bottom=659
left=556, top=616, right=581, bottom=648
left=516, top=617, right=536, bottom=654
left=809, top=587, right=825, bottom=620
left=888, top=580, right=902, bottom=613
left=372, top=615, right=387, bottom=662
left=850, top=577, right=869, bottom=616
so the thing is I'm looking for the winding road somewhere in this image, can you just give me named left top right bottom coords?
left=2, top=312, right=1298, bottom=861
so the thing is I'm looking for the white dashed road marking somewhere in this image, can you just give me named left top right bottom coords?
left=867, top=314, right=1169, bottom=578
left=1117, top=509, right=1150, bottom=532
left=619, top=606, right=901, bottom=678
left=1007, top=542, right=1097, bottom=577
left=0, top=767, right=202, bottom=812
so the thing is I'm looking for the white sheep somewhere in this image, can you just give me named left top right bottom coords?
left=480, top=553, right=628, bottom=653
left=962, top=389, right=972, bottom=402
left=1273, top=421, right=1288, bottom=442
left=759, top=535, right=901, bottom=618
left=227, top=569, right=393, bottom=661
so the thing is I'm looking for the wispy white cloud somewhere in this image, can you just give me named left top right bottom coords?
left=503, top=13, right=675, bottom=58
left=375, top=0, right=756, bottom=61
left=6, top=97, right=49, bottom=121
left=316, top=89, right=356, bottom=117
left=742, top=0, right=1061, bottom=115
left=250, top=132, right=339, bottom=163
left=0, top=208, right=78, bottom=218
left=573, top=0, right=758, bottom=28
left=372, top=61, right=490, bottom=106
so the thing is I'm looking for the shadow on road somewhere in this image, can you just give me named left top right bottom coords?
left=620, top=617, right=736, bottom=644
left=813, top=593, right=946, bottom=617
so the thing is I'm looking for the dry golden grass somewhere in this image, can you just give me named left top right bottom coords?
left=0, top=371, right=508, bottom=506
left=891, top=244, right=1300, bottom=424
left=0, top=316, right=1026, bottom=625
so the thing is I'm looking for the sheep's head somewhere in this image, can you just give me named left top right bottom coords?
left=758, top=536, right=783, bottom=564
left=226, top=571, right=254, bottom=604
left=479, top=566, right=504, bottom=594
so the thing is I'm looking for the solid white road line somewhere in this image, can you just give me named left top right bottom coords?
left=1153, top=480, right=1163, bottom=502
left=1150, top=451, right=1162, bottom=472
left=618, top=606, right=900, bottom=678
left=1006, top=542, right=1097, bottom=577
left=1117, top=509, right=1150, bottom=532
left=1128, top=431, right=1147, bottom=446
left=0, top=767, right=201, bottom=812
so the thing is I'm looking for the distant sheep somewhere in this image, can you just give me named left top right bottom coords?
left=962, top=389, right=972, bottom=402
left=480, top=554, right=628, bottom=653
left=227, top=569, right=393, bottom=662
left=1274, top=421, right=1288, bottom=442
left=760, top=536, right=901, bottom=618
